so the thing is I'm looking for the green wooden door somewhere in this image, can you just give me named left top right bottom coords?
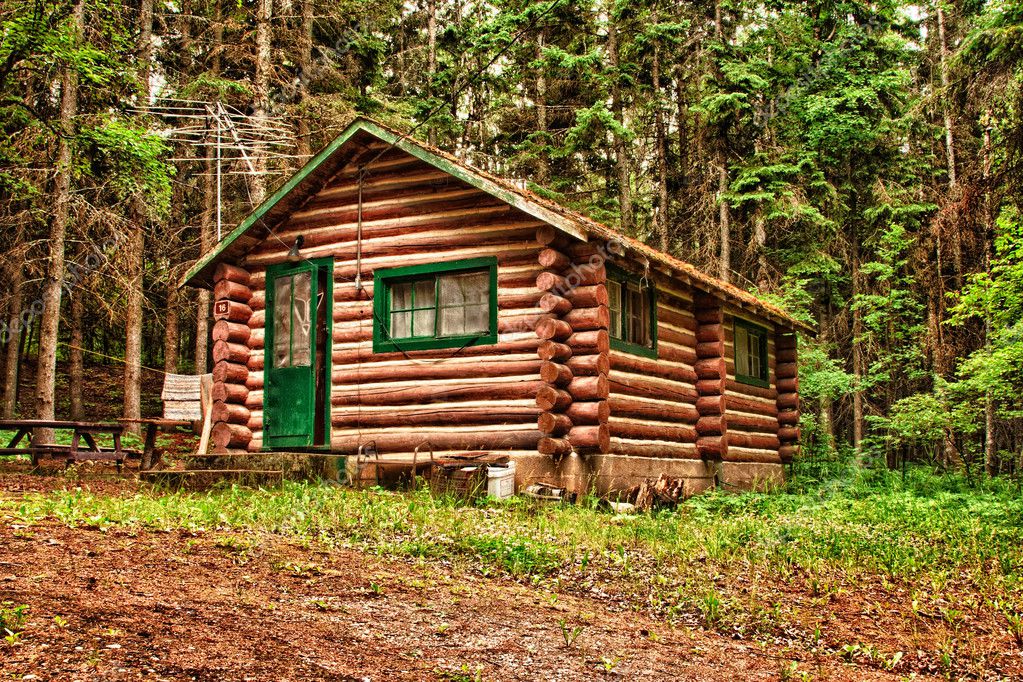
left=265, top=261, right=321, bottom=448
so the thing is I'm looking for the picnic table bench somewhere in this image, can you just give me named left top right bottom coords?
left=0, top=419, right=140, bottom=471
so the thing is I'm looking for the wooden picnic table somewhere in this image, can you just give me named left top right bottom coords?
left=0, top=419, right=139, bottom=471
left=118, top=418, right=193, bottom=471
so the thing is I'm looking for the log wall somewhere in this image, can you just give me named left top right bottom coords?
left=241, top=147, right=546, bottom=457
left=210, top=263, right=254, bottom=453
left=722, top=307, right=782, bottom=464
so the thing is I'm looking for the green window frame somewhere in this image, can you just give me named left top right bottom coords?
left=372, top=257, right=498, bottom=353
left=733, top=318, right=770, bottom=388
left=607, top=267, right=657, bottom=359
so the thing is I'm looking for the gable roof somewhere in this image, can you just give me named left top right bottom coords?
left=183, top=117, right=812, bottom=333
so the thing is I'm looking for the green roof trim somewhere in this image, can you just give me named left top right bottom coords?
left=182, top=118, right=586, bottom=287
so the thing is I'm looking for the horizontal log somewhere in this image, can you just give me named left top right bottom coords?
left=725, top=394, right=779, bottom=417
left=721, top=449, right=782, bottom=464
left=608, top=396, right=698, bottom=423
left=248, top=309, right=264, bottom=329
left=213, top=340, right=251, bottom=365
left=726, top=432, right=781, bottom=450
left=212, top=401, right=251, bottom=425
left=212, top=320, right=251, bottom=345
left=536, top=385, right=572, bottom=412
left=540, top=361, right=573, bottom=386
left=609, top=372, right=698, bottom=403
left=776, top=393, right=799, bottom=411
left=332, top=380, right=545, bottom=407
left=779, top=445, right=798, bottom=462
left=696, top=436, right=726, bottom=460
left=214, top=263, right=251, bottom=286
left=213, top=360, right=248, bottom=385
left=696, top=395, right=725, bottom=416
left=609, top=418, right=696, bottom=443
left=561, top=262, right=605, bottom=288
left=777, top=377, right=798, bottom=394
left=248, top=353, right=264, bottom=371
left=247, top=413, right=262, bottom=431
left=694, top=307, right=723, bottom=325
left=538, top=247, right=571, bottom=271
left=213, top=279, right=252, bottom=304
left=333, top=303, right=374, bottom=323
left=778, top=426, right=800, bottom=442
left=566, top=353, right=610, bottom=376
left=775, top=362, right=798, bottom=380
left=332, top=338, right=540, bottom=365
left=539, top=293, right=572, bottom=316
left=331, top=429, right=541, bottom=455
left=566, top=400, right=610, bottom=425
left=535, top=317, right=573, bottom=341
left=564, top=305, right=609, bottom=331
left=535, top=225, right=567, bottom=248
left=776, top=348, right=798, bottom=364
left=694, top=359, right=726, bottom=382
left=333, top=359, right=541, bottom=384
left=696, top=379, right=724, bottom=396
left=726, top=412, right=779, bottom=432
left=214, top=301, right=252, bottom=324
left=696, top=340, right=724, bottom=359
left=538, top=437, right=572, bottom=457
left=568, top=424, right=610, bottom=453
left=537, top=411, right=573, bottom=436
left=777, top=409, right=799, bottom=427
left=725, top=379, right=777, bottom=400
left=565, top=284, right=608, bottom=308
left=244, top=390, right=262, bottom=409
left=567, top=330, right=609, bottom=354
left=246, top=371, right=263, bottom=390
left=608, top=438, right=701, bottom=460
left=696, top=415, right=727, bottom=437
left=775, top=333, right=798, bottom=351
left=212, top=382, right=249, bottom=405
left=568, top=375, right=609, bottom=401
left=249, top=328, right=264, bottom=350
left=332, top=405, right=540, bottom=429
left=611, top=353, right=696, bottom=384
left=696, top=324, right=724, bottom=344
left=537, top=340, right=572, bottom=362
left=211, top=422, right=252, bottom=450
left=249, top=290, right=265, bottom=311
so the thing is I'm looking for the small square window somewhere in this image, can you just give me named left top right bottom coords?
left=734, top=319, right=769, bottom=387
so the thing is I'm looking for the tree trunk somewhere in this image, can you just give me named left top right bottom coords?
left=164, top=281, right=180, bottom=374
left=1, top=264, right=24, bottom=418
left=606, top=18, right=632, bottom=234
left=851, top=221, right=865, bottom=456
left=651, top=12, right=669, bottom=252
left=982, top=110, right=996, bottom=476
left=250, top=0, right=272, bottom=204
left=717, top=164, right=730, bottom=282
left=427, top=0, right=438, bottom=146
left=937, top=5, right=957, bottom=189
left=35, top=0, right=84, bottom=441
left=535, top=30, right=549, bottom=185
left=69, top=283, right=84, bottom=421
left=295, top=0, right=314, bottom=158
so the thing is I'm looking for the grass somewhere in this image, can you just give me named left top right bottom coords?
left=2, top=462, right=1022, bottom=674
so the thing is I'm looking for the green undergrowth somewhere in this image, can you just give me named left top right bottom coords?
left=3, top=465, right=1021, bottom=597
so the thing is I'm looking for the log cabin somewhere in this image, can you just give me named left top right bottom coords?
left=183, top=118, right=812, bottom=496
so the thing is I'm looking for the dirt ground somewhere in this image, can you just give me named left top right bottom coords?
left=0, top=470, right=951, bottom=681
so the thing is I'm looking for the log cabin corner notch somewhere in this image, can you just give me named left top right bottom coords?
left=182, top=117, right=814, bottom=497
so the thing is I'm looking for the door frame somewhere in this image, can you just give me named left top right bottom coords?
left=263, top=256, right=333, bottom=450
